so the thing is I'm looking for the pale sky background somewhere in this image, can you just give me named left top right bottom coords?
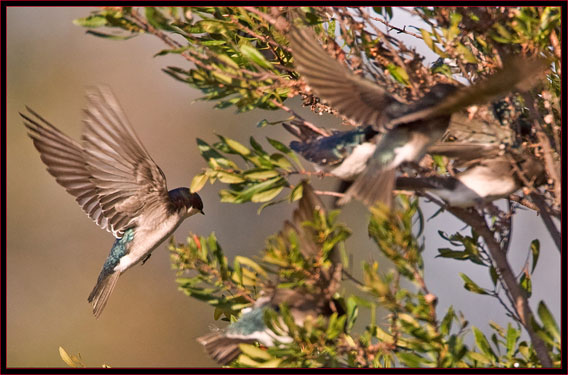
left=6, top=7, right=560, bottom=368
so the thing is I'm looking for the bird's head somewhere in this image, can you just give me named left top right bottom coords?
left=168, top=187, right=204, bottom=217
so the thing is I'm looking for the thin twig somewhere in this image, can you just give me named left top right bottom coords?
left=369, top=15, right=423, bottom=39
left=314, top=190, right=345, bottom=198
left=269, top=100, right=330, bottom=136
left=342, top=269, right=364, bottom=286
left=529, top=192, right=561, bottom=253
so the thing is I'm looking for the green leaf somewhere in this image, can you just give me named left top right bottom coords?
left=505, top=323, right=520, bottom=357
left=154, top=46, right=190, bottom=57
left=420, top=29, right=448, bottom=57
left=397, top=352, right=427, bottom=367
left=249, top=137, right=269, bottom=156
left=251, top=185, right=284, bottom=203
left=73, top=15, right=108, bottom=28
left=266, top=137, right=292, bottom=154
left=190, top=173, right=208, bottom=193
left=436, top=248, right=469, bottom=260
left=212, top=70, right=233, bottom=85
left=269, top=154, right=293, bottom=171
left=520, top=272, right=532, bottom=298
left=232, top=177, right=283, bottom=203
left=459, top=273, right=487, bottom=295
left=200, top=39, right=227, bottom=46
left=244, top=169, right=280, bottom=180
left=530, top=239, right=540, bottom=274
left=386, top=64, right=410, bottom=85
left=257, top=198, right=287, bottom=215
left=267, top=137, right=302, bottom=168
left=217, top=171, right=245, bottom=184
left=537, top=301, right=559, bottom=342
left=222, top=136, right=251, bottom=156
left=216, top=53, right=239, bottom=69
left=85, top=30, right=137, bottom=40
left=238, top=343, right=273, bottom=360
left=145, top=7, right=173, bottom=31
left=440, top=305, right=455, bottom=336
left=234, top=256, right=268, bottom=279
left=467, top=351, right=492, bottom=365
left=289, top=183, right=304, bottom=202
left=472, top=327, right=497, bottom=363
left=256, top=119, right=270, bottom=128
left=240, top=44, right=273, bottom=69
left=456, top=43, right=478, bottom=63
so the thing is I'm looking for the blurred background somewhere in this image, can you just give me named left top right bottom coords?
left=7, top=7, right=560, bottom=368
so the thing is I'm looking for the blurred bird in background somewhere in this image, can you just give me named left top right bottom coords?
left=287, top=25, right=548, bottom=208
left=396, top=143, right=546, bottom=207
left=198, top=183, right=344, bottom=365
left=21, top=86, right=204, bottom=318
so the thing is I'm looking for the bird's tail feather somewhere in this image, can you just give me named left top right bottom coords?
left=87, top=271, right=120, bottom=318
left=198, top=332, right=255, bottom=365
left=334, top=180, right=353, bottom=208
left=338, top=164, right=396, bottom=207
left=282, top=121, right=323, bottom=143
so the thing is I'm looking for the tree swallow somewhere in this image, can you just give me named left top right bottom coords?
left=198, top=287, right=341, bottom=365
left=198, top=183, right=343, bottom=365
left=396, top=143, right=545, bottom=207
left=283, top=120, right=378, bottom=180
left=21, top=86, right=204, bottom=318
left=288, top=26, right=547, bottom=207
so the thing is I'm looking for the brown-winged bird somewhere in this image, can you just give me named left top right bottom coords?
left=21, top=86, right=204, bottom=318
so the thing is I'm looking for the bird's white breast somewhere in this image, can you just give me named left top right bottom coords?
left=434, top=166, right=518, bottom=207
left=114, top=213, right=183, bottom=273
left=331, top=142, right=376, bottom=180
left=459, top=166, right=518, bottom=199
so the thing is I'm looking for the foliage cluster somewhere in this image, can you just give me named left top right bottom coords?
left=71, top=6, right=562, bottom=368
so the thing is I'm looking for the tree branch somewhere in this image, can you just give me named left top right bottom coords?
left=444, top=206, right=553, bottom=367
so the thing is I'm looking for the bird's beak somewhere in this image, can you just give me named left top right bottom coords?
left=200, top=210, right=205, bottom=215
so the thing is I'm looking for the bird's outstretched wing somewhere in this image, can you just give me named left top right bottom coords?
left=22, top=86, right=170, bottom=238
left=288, top=26, right=400, bottom=129
left=389, top=56, right=549, bottom=128
left=81, top=86, right=171, bottom=237
left=22, top=108, right=112, bottom=232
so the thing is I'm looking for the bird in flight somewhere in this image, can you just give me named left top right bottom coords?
left=21, top=86, right=204, bottom=318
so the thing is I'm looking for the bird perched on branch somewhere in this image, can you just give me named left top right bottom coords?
left=396, top=143, right=545, bottom=207
left=288, top=25, right=548, bottom=208
left=198, top=183, right=343, bottom=365
left=21, top=86, right=204, bottom=318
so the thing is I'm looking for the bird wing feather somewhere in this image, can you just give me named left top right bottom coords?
left=22, top=86, right=170, bottom=238
left=81, top=86, right=170, bottom=237
left=288, top=26, right=399, bottom=129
